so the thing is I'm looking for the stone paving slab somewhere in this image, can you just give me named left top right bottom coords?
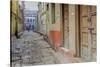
left=11, top=31, right=58, bottom=67
left=11, top=31, right=83, bottom=67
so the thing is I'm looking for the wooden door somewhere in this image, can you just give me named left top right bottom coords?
left=80, top=5, right=96, bottom=61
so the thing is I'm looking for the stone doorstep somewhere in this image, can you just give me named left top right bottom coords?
left=44, top=49, right=62, bottom=64
left=58, top=47, right=74, bottom=58
left=58, top=47, right=82, bottom=63
left=53, top=52, right=69, bottom=63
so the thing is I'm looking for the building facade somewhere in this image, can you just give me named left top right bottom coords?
left=37, top=3, right=48, bottom=35
left=24, top=10, right=38, bottom=31
left=37, top=3, right=96, bottom=62
left=11, top=0, right=24, bottom=38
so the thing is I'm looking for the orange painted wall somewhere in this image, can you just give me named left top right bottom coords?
left=49, top=31, right=61, bottom=49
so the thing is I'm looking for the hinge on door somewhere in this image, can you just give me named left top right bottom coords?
left=88, top=27, right=94, bottom=30
left=82, top=12, right=96, bottom=18
left=88, top=27, right=94, bottom=35
left=90, top=12, right=96, bottom=16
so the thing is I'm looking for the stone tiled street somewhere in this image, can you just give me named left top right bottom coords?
left=11, top=31, right=60, bottom=67
left=11, top=31, right=83, bottom=67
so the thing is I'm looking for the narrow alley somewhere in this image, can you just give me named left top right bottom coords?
left=11, top=0, right=97, bottom=67
left=12, top=31, right=59, bottom=66
left=11, top=31, right=82, bottom=67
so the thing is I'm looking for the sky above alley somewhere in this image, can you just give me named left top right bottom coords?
left=24, top=1, right=38, bottom=11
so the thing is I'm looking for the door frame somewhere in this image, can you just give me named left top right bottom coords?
left=75, top=5, right=81, bottom=57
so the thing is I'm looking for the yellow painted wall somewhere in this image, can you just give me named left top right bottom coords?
left=11, top=14, right=16, bottom=35
left=11, top=0, right=17, bottom=35
left=18, top=19, right=23, bottom=32
left=11, top=0, right=23, bottom=36
left=11, top=0, right=17, bottom=14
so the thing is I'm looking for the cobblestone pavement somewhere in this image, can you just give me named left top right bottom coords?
left=11, top=31, right=60, bottom=67
left=11, top=31, right=83, bottom=67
